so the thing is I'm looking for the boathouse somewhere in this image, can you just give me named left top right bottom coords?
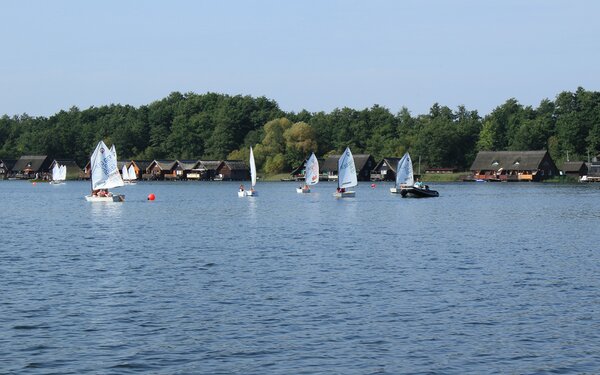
left=173, top=160, right=200, bottom=180
left=370, top=157, right=401, bottom=181
left=12, top=155, right=52, bottom=179
left=215, top=160, right=248, bottom=180
left=197, top=160, right=222, bottom=180
left=470, top=150, right=558, bottom=182
left=0, top=159, right=16, bottom=179
left=561, top=161, right=588, bottom=177
left=322, top=154, right=375, bottom=181
left=146, top=160, right=177, bottom=180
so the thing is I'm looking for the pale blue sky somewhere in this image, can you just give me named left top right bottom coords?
left=1, top=0, right=599, bottom=117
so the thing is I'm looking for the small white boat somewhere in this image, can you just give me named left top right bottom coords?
left=85, top=140, right=125, bottom=202
left=240, top=146, right=258, bottom=197
left=50, top=163, right=66, bottom=184
left=127, top=164, right=137, bottom=184
left=333, top=147, right=357, bottom=198
left=390, top=153, right=413, bottom=194
left=297, top=152, right=319, bottom=194
left=121, top=163, right=137, bottom=184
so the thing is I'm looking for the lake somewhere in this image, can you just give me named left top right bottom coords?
left=1, top=180, right=600, bottom=374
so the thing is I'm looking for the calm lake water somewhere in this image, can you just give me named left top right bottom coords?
left=1, top=180, right=600, bottom=374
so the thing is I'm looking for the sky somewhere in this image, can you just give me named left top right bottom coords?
left=1, top=0, right=599, bottom=117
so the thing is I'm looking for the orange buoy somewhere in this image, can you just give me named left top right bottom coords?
left=147, top=193, right=156, bottom=201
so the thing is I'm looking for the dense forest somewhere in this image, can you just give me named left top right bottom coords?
left=1, top=87, right=600, bottom=172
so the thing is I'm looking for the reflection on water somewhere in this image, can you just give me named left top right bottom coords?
left=2, top=181, right=600, bottom=374
left=89, top=200, right=124, bottom=220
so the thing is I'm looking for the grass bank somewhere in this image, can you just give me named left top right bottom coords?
left=261, top=173, right=293, bottom=182
left=419, top=172, right=466, bottom=182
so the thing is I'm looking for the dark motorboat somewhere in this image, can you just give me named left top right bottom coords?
left=400, top=186, right=439, bottom=198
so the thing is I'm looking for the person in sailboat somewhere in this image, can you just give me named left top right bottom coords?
left=97, top=189, right=113, bottom=197
left=414, top=178, right=424, bottom=188
left=239, top=184, right=245, bottom=192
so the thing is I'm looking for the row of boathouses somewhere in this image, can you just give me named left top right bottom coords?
left=2, top=150, right=600, bottom=182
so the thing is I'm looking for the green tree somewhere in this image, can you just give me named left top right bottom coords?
left=283, top=121, right=318, bottom=168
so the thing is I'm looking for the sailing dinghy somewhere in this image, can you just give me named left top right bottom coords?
left=297, top=153, right=319, bottom=193
left=239, top=146, right=258, bottom=197
left=127, top=164, right=137, bottom=184
left=85, top=141, right=125, bottom=202
left=333, top=147, right=357, bottom=198
left=121, top=163, right=131, bottom=182
left=50, top=163, right=66, bottom=184
left=390, top=153, right=413, bottom=194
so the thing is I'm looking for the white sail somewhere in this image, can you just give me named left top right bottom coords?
left=338, top=147, right=357, bottom=189
left=90, top=141, right=124, bottom=190
left=249, top=146, right=257, bottom=188
left=396, top=152, right=414, bottom=187
left=52, top=163, right=61, bottom=181
left=128, top=165, right=137, bottom=181
left=305, top=153, right=319, bottom=186
left=122, top=164, right=130, bottom=181
left=59, top=165, right=67, bottom=181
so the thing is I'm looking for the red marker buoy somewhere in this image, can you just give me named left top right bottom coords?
left=371, top=183, right=376, bottom=188
left=147, top=193, right=155, bottom=201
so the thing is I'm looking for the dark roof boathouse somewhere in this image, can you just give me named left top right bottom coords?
left=13, top=155, right=52, bottom=179
left=371, top=157, right=401, bottom=181
left=470, top=150, right=558, bottom=182
left=215, top=161, right=248, bottom=181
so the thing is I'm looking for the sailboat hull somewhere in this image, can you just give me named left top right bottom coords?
left=85, top=195, right=125, bottom=202
left=246, top=190, right=258, bottom=197
left=296, top=187, right=310, bottom=193
left=333, top=191, right=355, bottom=198
left=238, top=191, right=246, bottom=197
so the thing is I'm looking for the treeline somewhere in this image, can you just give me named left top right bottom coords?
left=1, top=87, right=599, bottom=171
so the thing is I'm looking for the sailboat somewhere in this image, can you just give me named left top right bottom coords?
left=85, top=141, right=125, bottom=202
left=128, top=164, right=138, bottom=184
left=121, top=163, right=131, bottom=183
left=239, top=146, right=258, bottom=197
left=297, top=153, right=319, bottom=193
left=390, top=152, right=438, bottom=198
left=390, top=153, right=413, bottom=194
left=50, top=163, right=66, bottom=184
left=333, top=147, right=357, bottom=198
